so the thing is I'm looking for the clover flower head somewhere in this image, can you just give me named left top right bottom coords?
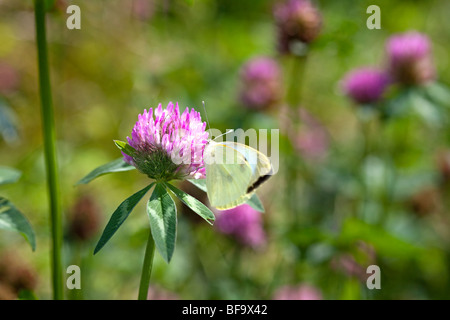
left=341, top=68, right=390, bottom=105
left=122, top=102, right=209, bottom=181
left=274, top=0, right=322, bottom=54
left=386, top=31, right=435, bottom=85
left=239, top=57, right=282, bottom=110
left=215, top=204, right=266, bottom=249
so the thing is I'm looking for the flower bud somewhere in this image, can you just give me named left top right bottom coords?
left=67, top=194, right=102, bottom=242
left=274, top=0, right=322, bottom=54
left=437, top=150, right=450, bottom=185
left=407, top=188, right=440, bottom=217
left=0, top=252, right=37, bottom=298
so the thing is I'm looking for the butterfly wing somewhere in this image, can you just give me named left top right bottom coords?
left=205, top=141, right=273, bottom=210
left=205, top=142, right=254, bottom=210
left=221, top=142, right=273, bottom=193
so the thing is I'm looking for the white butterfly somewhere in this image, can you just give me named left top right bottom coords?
left=204, top=140, right=273, bottom=210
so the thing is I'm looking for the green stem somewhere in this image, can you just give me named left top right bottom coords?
left=377, top=110, right=395, bottom=224
left=359, top=115, right=370, bottom=160
left=357, top=112, right=371, bottom=220
left=282, top=54, right=308, bottom=226
left=286, top=54, right=307, bottom=109
left=138, top=229, right=156, bottom=300
left=34, top=0, right=63, bottom=300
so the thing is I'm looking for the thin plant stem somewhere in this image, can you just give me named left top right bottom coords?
left=138, top=229, right=156, bottom=300
left=34, top=0, right=63, bottom=300
left=278, top=53, right=309, bottom=285
left=357, top=110, right=371, bottom=220
left=286, top=54, right=307, bottom=109
left=282, top=54, right=308, bottom=223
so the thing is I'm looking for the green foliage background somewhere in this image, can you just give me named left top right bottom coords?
left=1, top=0, right=450, bottom=299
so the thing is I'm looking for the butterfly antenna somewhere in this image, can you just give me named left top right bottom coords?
left=213, top=129, right=234, bottom=141
left=202, top=101, right=212, bottom=134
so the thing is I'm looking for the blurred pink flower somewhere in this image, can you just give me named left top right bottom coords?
left=239, top=57, right=282, bottom=110
left=330, top=254, right=366, bottom=280
left=132, top=0, right=155, bottom=20
left=0, top=62, right=20, bottom=95
left=273, top=284, right=322, bottom=300
left=215, top=204, right=266, bottom=249
left=0, top=251, right=38, bottom=299
left=274, top=0, right=322, bottom=54
left=386, top=31, right=435, bottom=85
left=146, top=285, right=179, bottom=300
left=123, top=102, right=209, bottom=181
left=330, top=241, right=377, bottom=282
left=341, top=68, right=390, bottom=105
left=295, top=108, right=329, bottom=161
